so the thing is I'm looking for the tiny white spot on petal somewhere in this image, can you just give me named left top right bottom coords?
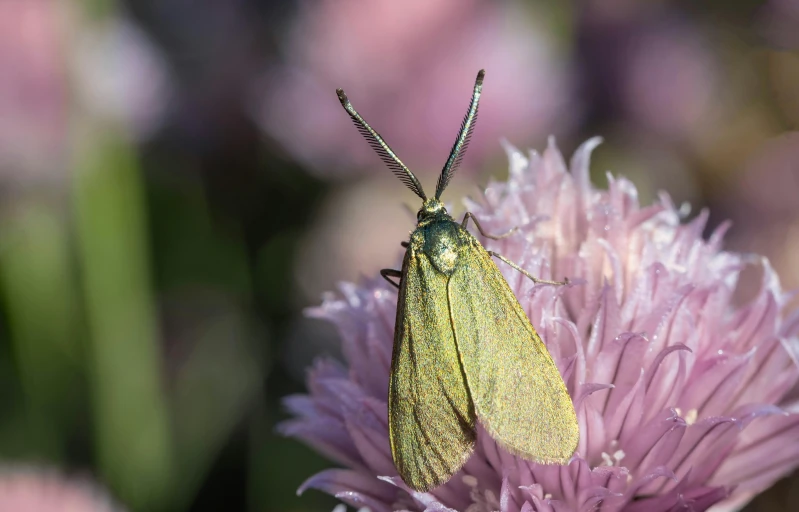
left=462, top=475, right=478, bottom=487
left=484, top=490, right=498, bottom=507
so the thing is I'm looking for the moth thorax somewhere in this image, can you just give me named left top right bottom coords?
left=424, top=222, right=461, bottom=275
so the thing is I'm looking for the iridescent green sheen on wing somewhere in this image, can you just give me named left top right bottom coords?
left=448, top=228, right=579, bottom=463
left=389, top=238, right=475, bottom=492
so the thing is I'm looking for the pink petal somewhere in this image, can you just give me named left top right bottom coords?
left=622, top=409, right=687, bottom=475
left=300, top=469, right=396, bottom=512
left=642, top=344, right=692, bottom=422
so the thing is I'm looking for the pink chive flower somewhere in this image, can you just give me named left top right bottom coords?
left=0, top=468, right=124, bottom=511
left=281, top=138, right=799, bottom=511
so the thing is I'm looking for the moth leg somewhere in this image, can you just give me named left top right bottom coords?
left=381, top=268, right=403, bottom=289
left=461, top=212, right=518, bottom=240
left=487, top=251, right=569, bottom=286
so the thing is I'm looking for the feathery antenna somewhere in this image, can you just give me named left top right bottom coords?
left=336, top=88, right=427, bottom=200
left=435, top=69, right=484, bottom=199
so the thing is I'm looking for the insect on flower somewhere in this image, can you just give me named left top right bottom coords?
left=335, top=69, right=579, bottom=492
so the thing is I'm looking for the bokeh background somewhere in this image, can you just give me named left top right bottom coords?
left=1, top=0, right=798, bottom=510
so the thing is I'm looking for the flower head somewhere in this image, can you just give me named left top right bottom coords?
left=281, top=138, right=799, bottom=511
left=0, top=468, right=124, bottom=512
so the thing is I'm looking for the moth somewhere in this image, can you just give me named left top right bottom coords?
left=336, top=69, right=579, bottom=492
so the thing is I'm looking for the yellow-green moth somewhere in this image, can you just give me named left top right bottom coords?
left=336, top=69, right=579, bottom=492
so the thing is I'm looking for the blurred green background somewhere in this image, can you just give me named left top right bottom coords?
left=0, top=0, right=798, bottom=510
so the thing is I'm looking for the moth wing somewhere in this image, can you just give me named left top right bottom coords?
left=448, top=240, right=578, bottom=463
left=389, top=248, right=476, bottom=492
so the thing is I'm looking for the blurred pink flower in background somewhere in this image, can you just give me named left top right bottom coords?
left=281, top=139, right=799, bottom=511
left=255, top=0, right=573, bottom=178
left=759, top=0, right=799, bottom=50
left=0, top=0, right=67, bottom=185
left=0, top=0, right=170, bottom=190
left=733, top=132, right=799, bottom=228
left=622, top=24, right=717, bottom=140
left=71, top=15, right=173, bottom=140
left=0, top=468, right=123, bottom=511
left=725, top=132, right=799, bottom=296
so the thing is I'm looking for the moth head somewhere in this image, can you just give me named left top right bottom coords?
left=336, top=70, right=484, bottom=203
left=417, top=198, right=447, bottom=222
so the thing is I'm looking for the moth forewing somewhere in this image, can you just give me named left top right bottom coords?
left=388, top=237, right=476, bottom=492
left=447, top=232, right=579, bottom=463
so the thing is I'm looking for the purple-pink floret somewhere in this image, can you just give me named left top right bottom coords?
left=280, top=138, right=799, bottom=511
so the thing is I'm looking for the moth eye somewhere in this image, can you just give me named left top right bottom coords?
left=417, top=210, right=424, bottom=221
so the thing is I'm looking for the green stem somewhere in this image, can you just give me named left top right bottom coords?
left=73, top=132, right=174, bottom=511
left=0, top=199, right=81, bottom=460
